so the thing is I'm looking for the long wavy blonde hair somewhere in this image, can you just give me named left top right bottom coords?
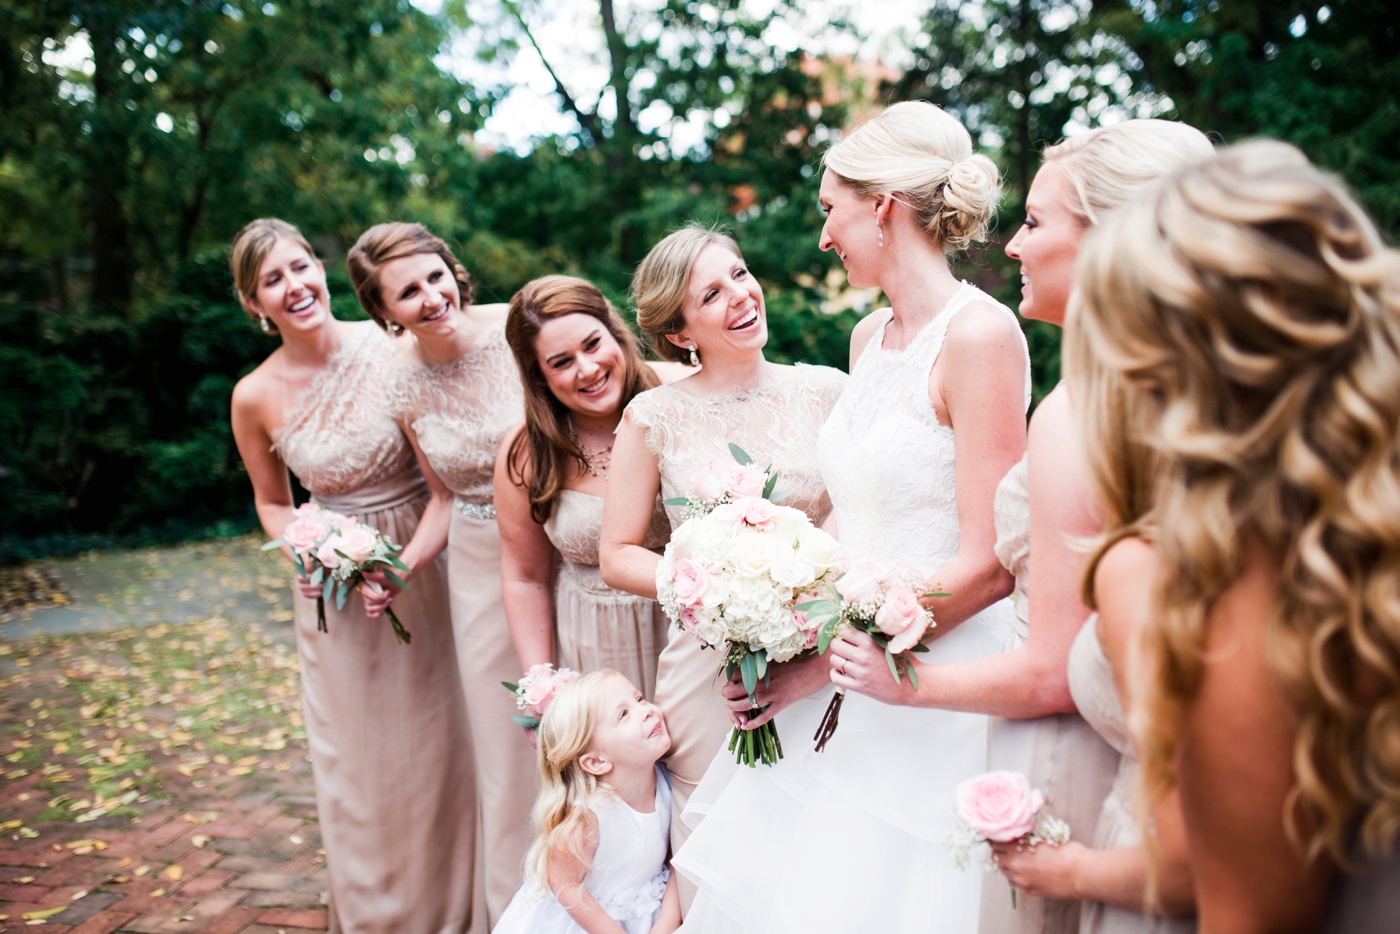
left=1070, top=139, right=1400, bottom=865
left=524, top=670, right=619, bottom=886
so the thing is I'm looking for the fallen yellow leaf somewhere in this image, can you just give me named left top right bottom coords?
left=12, top=876, right=35, bottom=884
left=191, top=835, right=210, bottom=849
left=150, top=887, right=166, bottom=897
left=163, top=865, right=183, bottom=881
left=21, top=906, right=67, bottom=921
left=134, top=866, right=150, bottom=877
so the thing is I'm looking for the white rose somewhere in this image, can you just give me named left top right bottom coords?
left=795, top=525, right=841, bottom=570
left=695, top=618, right=727, bottom=648
left=731, top=533, right=774, bottom=578
left=769, top=551, right=817, bottom=589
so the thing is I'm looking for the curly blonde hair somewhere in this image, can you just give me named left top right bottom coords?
left=1070, top=139, right=1400, bottom=865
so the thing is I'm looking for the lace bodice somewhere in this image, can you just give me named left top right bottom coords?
left=545, top=490, right=670, bottom=567
left=586, top=766, right=673, bottom=920
left=271, top=323, right=417, bottom=498
left=386, top=328, right=524, bottom=502
left=817, top=285, right=1031, bottom=575
left=623, top=365, right=847, bottom=529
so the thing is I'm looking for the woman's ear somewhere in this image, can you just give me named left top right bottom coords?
left=873, top=195, right=894, bottom=228
left=663, top=332, right=695, bottom=355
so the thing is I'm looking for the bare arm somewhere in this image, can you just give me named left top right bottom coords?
left=494, top=423, right=558, bottom=671
left=648, top=870, right=681, bottom=934
left=830, top=304, right=1026, bottom=705
left=363, top=419, right=454, bottom=617
left=599, top=413, right=664, bottom=599
left=1177, top=548, right=1329, bottom=932
left=547, top=816, right=629, bottom=934
left=992, top=538, right=1195, bottom=915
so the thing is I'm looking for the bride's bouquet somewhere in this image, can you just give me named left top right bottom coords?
left=264, top=502, right=414, bottom=644
left=798, top=561, right=946, bottom=750
left=656, top=445, right=840, bottom=767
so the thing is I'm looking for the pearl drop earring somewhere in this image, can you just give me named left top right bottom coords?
left=259, top=314, right=272, bottom=333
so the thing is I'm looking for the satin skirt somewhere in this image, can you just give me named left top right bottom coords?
left=298, top=474, right=475, bottom=934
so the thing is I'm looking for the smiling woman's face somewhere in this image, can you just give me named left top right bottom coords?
left=533, top=312, right=629, bottom=419
left=375, top=252, right=463, bottom=337
left=667, top=243, right=767, bottom=362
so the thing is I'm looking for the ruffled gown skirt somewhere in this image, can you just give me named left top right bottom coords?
left=448, top=507, right=538, bottom=931
left=674, top=609, right=1012, bottom=933
left=296, top=481, right=476, bottom=934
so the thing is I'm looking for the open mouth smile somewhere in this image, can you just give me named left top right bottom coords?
left=728, top=307, right=760, bottom=331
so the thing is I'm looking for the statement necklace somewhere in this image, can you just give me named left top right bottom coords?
left=568, top=419, right=614, bottom=479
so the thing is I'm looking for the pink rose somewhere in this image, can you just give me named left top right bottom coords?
left=835, top=560, right=884, bottom=604
left=709, top=502, right=746, bottom=526
left=690, top=460, right=728, bottom=502
left=524, top=668, right=577, bottom=711
left=284, top=514, right=330, bottom=557
left=316, top=534, right=345, bottom=570
left=334, top=523, right=380, bottom=565
left=679, top=607, right=700, bottom=634
left=525, top=662, right=555, bottom=679
left=738, top=497, right=777, bottom=531
left=794, top=609, right=821, bottom=648
left=956, top=771, right=1045, bottom=842
left=724, top=463, right=767, bottom=498
left=875, top=587, right=928, bottom=654
left=671, top=558, right=711, bottom=606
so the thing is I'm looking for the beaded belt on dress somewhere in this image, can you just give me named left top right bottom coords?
left=455, top=497, right=496, bottom=520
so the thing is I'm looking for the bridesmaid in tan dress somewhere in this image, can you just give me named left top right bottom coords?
left=345, top=223, right=527, bottom=933
left=494, top=275, right=685, bottom=701
left=229, top=219, right=475, bottom=933
left=599, top=226, right=845, bottom=882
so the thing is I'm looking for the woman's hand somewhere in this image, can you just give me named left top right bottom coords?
left=827, top=628, right=921, bottom=706
left=294, top=571, right=323, bottom=601
left=724, top=652, right=830, bottom=730
left=360, top=569, right=399, bottom=618
left=988, top=839, right=1084, bottom=901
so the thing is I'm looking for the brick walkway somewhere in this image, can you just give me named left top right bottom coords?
left=1, top=541, right=329, bottom=933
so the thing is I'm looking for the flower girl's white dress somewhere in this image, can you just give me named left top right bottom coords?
left=675, top=284, right=1028, bottom=933
left=493, top=765, right=672, bottom=934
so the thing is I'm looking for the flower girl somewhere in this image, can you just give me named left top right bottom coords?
left=494, top=670, right=682, bottom=934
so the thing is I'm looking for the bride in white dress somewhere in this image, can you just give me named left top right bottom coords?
left=675, top=101, right=1029, bottom=932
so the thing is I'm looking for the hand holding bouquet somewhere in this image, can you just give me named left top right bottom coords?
left=502, top=663, right=578, bottom=729
left=264, top=503, right=414, bottom=644
left=798, top=562, right=947, bottom=750
left=656, top=445, right=840, bottom=767
left=946, top=770, right=1070, bottom=908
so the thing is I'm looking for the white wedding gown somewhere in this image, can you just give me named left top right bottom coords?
left=674, top=283, right=1027, bottom=933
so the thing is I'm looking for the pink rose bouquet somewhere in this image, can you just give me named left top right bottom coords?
left=798, top=562, right=947, bottom=751
left=263, top=503, right=414, bottom=644
left=946, top=770, right=1071, bottom=907
left=656, top=444, right=840, bottom=767
left=502, top=663, right=578, bottom=729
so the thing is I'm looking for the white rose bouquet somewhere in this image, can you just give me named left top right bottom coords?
left=799, top=561, right=947, bottom=750
left=656, top=445, right=841, bottom=767
left=264, top=503, right=414, bottom=644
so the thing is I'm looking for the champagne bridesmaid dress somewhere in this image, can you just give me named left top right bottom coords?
left=271, top=322, right=474, bottom=934
left=386, top=324, right=528, bottom=932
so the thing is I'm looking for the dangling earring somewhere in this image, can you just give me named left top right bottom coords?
left=258, top=314, right=272, bottom=333
left=390, top=323, right=405, bottom=337
left=688, top=346, right=700, bottom=367
left=877, top=224, right=885, bottom=248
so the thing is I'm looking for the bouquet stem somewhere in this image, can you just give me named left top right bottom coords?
left=316, top=597, right=328, bottom=633
left=728, top=717, right=782, bottom=767
left=1010, top=884, right=1018, bottom=909
left=385, top=607, right=412, bottom=645
left=813, top=687, right=844, bottom=752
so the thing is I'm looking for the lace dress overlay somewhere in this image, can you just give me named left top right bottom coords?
left=675, top=285, right=1027, bottom=933
left=493, top=766, right=674, bottom=934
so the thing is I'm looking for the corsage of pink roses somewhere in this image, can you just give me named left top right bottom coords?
left=263, top=502, right=414, bottom=644
left=502, top=663, right=579, bottom=730
left=664, top=443, right=784, bottom=521
left=656, top=444, right=841, bottom=767
left=946, top=770, right=1070, bottom=907
left=797, top=561, right=947, bottom=751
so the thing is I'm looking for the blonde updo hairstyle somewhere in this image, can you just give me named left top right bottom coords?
left=1042, top=119, right=1215, bottom=227
left=821, top=100, right=1000, bottom=252
left=631, top=225, right=742, bottom=364
left=230, top=218, right=319, bottom=335
left=525, top=670, right=622, bottom=887
left=1071, top=139, right=1400, bottom=868
left=346, top=222, right=475, bottom=333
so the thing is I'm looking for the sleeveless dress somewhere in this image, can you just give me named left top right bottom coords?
left=270, top=322, right=475, bottom=934
left=1067, top=618, right=1196, bottom=933
left=386, top=326, right=529, bottom=932
left=492, top=765, right=674, bottom=934
left=622, top=364, right=847, bottom=858
left=675, top=285, right=1025, bottom=933
left=543, top=490, right=672, bottom=697
left=982, top=456, right=1119, bottom=931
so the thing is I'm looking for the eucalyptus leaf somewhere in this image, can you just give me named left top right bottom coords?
left=885, top=647, right=900, bottom=682
left=383, top=570, right=408, bottom=591
left=309, top=566, right=324, bottom=586
left=728, top=443, right=754, bottom=466
left=335, top=582, right=348, bottom=611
